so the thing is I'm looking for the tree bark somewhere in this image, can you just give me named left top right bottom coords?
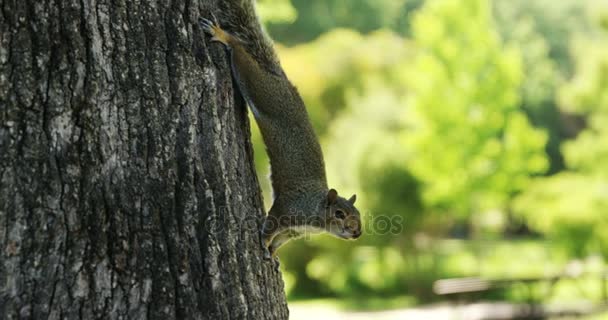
left=0, top=0, right=288, bottom=319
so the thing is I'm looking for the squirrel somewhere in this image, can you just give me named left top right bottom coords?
left=199, top=3, right=361, bottom=262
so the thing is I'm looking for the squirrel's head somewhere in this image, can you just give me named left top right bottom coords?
left=324, top=189, right=361, bottom=240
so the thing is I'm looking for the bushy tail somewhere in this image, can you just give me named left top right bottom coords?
left=217, top=0, right=283, bottom=76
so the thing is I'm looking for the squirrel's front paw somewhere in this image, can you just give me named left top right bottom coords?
left=199, top=16, right=230, bottom=45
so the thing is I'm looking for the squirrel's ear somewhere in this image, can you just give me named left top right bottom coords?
left=348, top=194, right=357, bottom=204
left=326, top=189, right=338, bottom=206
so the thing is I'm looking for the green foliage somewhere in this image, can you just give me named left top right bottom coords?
left=560, top=40, right=608, bottom=175
left=257, top=0, right=297, bottom=24
left=404, top=0, right=548, bottom=217
left=514, top=174, right=608, bottom=257
left=278, top=29, right=411, bottom=132
left=266, top=0, right=423, bottom=44
left=491, top=0, right=598, bottom=173
left=515, top=35, right=608, bottom=258
left=494, top=0, right=591, bottom=76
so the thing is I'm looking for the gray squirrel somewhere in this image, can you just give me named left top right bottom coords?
left=200, top=3, right=361, bottom=261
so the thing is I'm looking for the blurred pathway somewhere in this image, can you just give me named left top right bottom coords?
left=290, top=301, right=605, bottom=320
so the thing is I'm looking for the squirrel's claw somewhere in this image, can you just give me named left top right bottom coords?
left=199, top=18, right=215, bottom=34
left=263, top=248, right=272, bottom=261
left=211, top=12, right=220, bottom=25
left=260, top=229, right=272, bottom=260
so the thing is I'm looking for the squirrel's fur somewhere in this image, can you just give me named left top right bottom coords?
left=200, top=1, right=361, bottom=261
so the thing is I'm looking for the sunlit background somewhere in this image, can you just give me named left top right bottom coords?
left=254, top=0, right=608, bottom=319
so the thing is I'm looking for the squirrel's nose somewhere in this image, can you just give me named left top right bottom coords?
left=352, top=230, right=361, bottom=239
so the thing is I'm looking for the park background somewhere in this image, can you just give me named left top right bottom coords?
left=253, top=0, right=608, bottom=318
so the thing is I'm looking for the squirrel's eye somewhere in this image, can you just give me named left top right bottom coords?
left=335, top=210, right=346, bottom=219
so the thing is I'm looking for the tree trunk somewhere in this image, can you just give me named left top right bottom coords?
left=0, top=0, right=289, bottom=319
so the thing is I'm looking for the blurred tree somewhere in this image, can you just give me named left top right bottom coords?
left=257, top=0, right=298, bottom=24
left=493, top=0, right=591, bottom=76
left=403, top=0, right=548, bottom=224
left=278, top=30, right=412, bottom=133
left=492, top=0, right=593, bottom=173
left=515, top=35, right=608, bottom=258
left=266, top=0, right=424, bottom=45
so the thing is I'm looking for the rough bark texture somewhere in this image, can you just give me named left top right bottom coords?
left=0, top=0, right=289, bottom=319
